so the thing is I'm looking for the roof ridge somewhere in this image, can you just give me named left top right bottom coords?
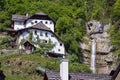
left=30, top=22, right=51, bottom=31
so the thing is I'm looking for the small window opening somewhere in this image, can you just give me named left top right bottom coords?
left=31, top=22, right=34, bottom=25
left=45, top=40, right=47, bottom=43
left=40, top=32, right=43, bottom=36
left=45, top=21, right=48, bottom=24
left=50, top=21, right=52, bottom=24
left=35, top=30, right=37, bottom=35
left=51, top=34, right=54, bottom=37
left=60, top=43, right=62, bottom=46
left=45, top=32, right=48, bottom=37
left=58, top=49, right=60, bottom=51
left=35, top=21, right=37, bottom=23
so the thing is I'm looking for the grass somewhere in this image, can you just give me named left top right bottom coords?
left=0, top=53, right=91, bottom=80
left=0, top=53, right=59, bottom=80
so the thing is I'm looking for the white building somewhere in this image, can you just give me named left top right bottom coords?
left=7, top=12, right=65, bottom=57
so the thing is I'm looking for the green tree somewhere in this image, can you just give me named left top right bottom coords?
left=35, top=35, right=55, bottom=55
left=112, top=0, right=120, bottom=22
left=109, top=25, right=120, bottom=54
left=0, top=0, right=117, bottom=64
left=0, top=36, right=12, bottom=49
left=56, top=16, right=84, bottom=62
left=109, top=0, right=120, bottom=55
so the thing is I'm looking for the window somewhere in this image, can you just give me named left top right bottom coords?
left=45, top=40, right=47, bottom=43
left=35, top=21, right=37, bottom=23
left=45, top=21, right=48, bottom=24
left=60, top=43, right=62, bottom=46
left=40, top=32, right=43, bottom=36
left=58, top=49, right=60, bottom=51
left=50, top=21, right=52, bottom=24
left=31, top=22, right=34, bottom=25
left=34, top=30, right=37, bottom=35
left=45, top=32, right=48, bottom=37
left=51, top=34, right=54, bottom=37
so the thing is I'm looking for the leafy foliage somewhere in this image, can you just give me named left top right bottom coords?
left=0, top=53, right=91, bottom=80
left=0, top=0, right=119, bottom=62
left=109, top=23, right=120, bottom=54
left=69, top=62, right=91, bottom=73
left=112, top=0, right=120, bottom=21
left=0, top=36, right=13, bottom=49
left=109, top=0, right=120, bottom=55
left=35, top=36, right=55, bottom=55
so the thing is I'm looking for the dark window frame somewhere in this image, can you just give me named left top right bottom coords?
left=45, top=21, right=48, bottom=24
left=50, top=21, right=52, bottom=24
left=40, top=32, right=43, bottom=36
left=44, top=40, right=47, bottom=43
left=60, top=43, right=62, bottom=46
left=31, top=22, right=34, bottom=25
left=34, top=30, right=37, bottom=35
left=35, top=21, right=37, bottom=23
left=45, top=32, right=48, bottom=37
left=51, top=34, right=54, bottom=37
left=58, top=49, right=60, bottom=51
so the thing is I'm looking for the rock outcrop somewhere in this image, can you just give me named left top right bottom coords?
left=80, top=20, right=117, bottom=74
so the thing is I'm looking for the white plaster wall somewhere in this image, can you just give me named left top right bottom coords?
left=26, top=19, right=54, bottom=32
left=18, top=29, right=65, bottom=54
left=18, top=31, right=29, bottom=49
left=14, top=22, right=24, bottom=30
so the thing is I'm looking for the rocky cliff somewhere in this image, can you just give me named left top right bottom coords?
left=80, top=20, right=117, bottom=74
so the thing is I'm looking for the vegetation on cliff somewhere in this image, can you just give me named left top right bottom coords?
left=0, top=0, right=120, bottom=74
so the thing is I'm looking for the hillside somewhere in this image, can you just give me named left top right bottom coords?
left=0, top=53, right=56, bottom=80
left=0, top=0, right=120, bottom=77
left=0, top=53, right=91, bottom=80
left=0, top=0, right=120, bottom=63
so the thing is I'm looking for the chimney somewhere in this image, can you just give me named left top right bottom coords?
left=60, top=59, right=68, bottom=80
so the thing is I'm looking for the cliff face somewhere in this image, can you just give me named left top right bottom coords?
left=80, top=20, right=117, bottom=74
